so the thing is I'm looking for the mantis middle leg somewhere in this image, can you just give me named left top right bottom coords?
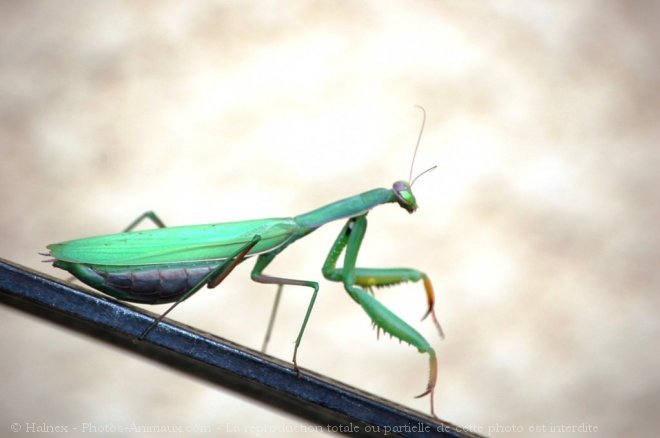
left=251, top=244, right=319, bottom=372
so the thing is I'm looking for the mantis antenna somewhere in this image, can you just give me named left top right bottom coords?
left=409, top=105, right=437, bottom=187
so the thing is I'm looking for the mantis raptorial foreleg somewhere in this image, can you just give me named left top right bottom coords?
left=251, top=248, right=319, bottom=371
left=354, top=268, right=444, bottom=338
left=321, top=215, right=439, bottom=416
left=323, top=217, right=443, bottom=338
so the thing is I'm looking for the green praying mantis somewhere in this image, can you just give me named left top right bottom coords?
left=45, top=109, right=444, bottom=417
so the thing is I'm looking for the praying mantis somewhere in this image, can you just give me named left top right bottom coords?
left=45, top=109, right=444, bottom=417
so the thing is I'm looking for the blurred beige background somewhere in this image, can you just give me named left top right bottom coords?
left=1, top=1, right=659, bottom=437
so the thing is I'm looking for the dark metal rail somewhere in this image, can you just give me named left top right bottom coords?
left=0, top=259, right=480, bottom=438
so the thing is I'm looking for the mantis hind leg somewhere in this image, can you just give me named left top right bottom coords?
left=138, top=234, right=261, bottom=339
left=122, top=210, right=167, bottom=232
left=322, top=215, right=440, bottom=417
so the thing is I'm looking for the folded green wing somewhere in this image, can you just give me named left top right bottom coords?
left=48, top=217, right=300, bottom=265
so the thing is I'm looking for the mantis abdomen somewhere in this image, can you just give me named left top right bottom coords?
left=54, top=260, right=222, bottom=304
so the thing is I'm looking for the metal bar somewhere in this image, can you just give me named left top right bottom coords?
left=0, top=259, right=480, bottom=438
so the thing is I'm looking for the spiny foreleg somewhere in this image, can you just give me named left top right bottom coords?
left=322, top=215, right=440, bottom=417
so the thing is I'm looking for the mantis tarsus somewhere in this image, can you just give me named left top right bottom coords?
left=46, top=109, right=444, bottom=417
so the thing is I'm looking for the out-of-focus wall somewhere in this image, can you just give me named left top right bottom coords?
left=1, top=2, right=658, bottom=437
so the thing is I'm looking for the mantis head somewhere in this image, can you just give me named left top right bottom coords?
left=393, top=180, right=418, bottom=213
left=393, top=105, right=436, bottom=214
